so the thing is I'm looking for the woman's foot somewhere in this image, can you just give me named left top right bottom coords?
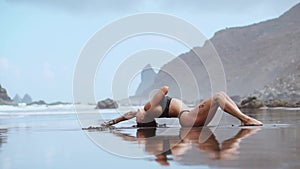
left=241, top=117, right=263, bottom=126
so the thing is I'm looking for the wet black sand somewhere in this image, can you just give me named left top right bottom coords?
left=0, top=107, right=299, bottom=169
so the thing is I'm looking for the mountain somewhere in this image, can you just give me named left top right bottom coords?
left=0, top=84, right=13, bottom=105
left=135, top=64, right=157, bottom=96
left=135, top=3, right=300, bottom=102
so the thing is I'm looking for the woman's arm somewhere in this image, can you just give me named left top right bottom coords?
left=101, top=110, right=137, bottom=126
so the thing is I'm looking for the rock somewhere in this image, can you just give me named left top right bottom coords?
left=251, top=72, right=300, bottom=107
left=240, top=96, right=257, bottom=105
left=135, top=64, right=157, bottom=96
left=0, top=84, right=13, bottom=105
left=0, top=84, right=11, bottom=101
left=264, top=100, right=290, bottom=107
left=47, top=101, right=70, bottom=106
left=238, top=97, right=264, bottom=109
left=22, top=94, right=32, bottom=104
left=96, top=98, right=118, bottom=109
left=27, top=100, right=47, bottom=105
left=13, top=93, right=33, bottom=105
left=13, top=94, right=22, bottom=104
left=264, top=99, right=300, bottom=108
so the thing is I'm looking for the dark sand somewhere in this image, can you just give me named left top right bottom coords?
left=0, top=107, right=299, bottom=169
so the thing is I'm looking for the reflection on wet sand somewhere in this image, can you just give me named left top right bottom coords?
left=0, top=128, right=8, bottom=151
left=113, top=127, right=260, bottom=166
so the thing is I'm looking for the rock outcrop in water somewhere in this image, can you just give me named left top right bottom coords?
left=0, top=84, right=13, bottom=105
left=27, top=100, right=47, bottom=105
left=13, top=93, right=33, bottom=104
left=96, top=98, right=118, bottom=109
left=237, top=97, right=264, bottom=109
left=13, top=94, right=32, bottom=105
left=13, top=94, right=22, bottom=104
left=22, top=94, right=32, bottom=104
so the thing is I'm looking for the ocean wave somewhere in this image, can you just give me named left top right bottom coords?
left=0, top=104, right=140, bottom=117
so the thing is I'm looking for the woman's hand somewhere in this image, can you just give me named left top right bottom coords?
left=101, top=120, right=115, bottom=127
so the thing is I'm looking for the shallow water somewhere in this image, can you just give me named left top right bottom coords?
left=0, top=106, right=299, bottom=169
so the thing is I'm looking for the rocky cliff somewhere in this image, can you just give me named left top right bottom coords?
left=0, top=84, right=13, bottom=105
left=252, top=72, right=300, bottom=104
left=135, top=64, right=157, bottom=96
left=136, top=3, right=300, bottom=103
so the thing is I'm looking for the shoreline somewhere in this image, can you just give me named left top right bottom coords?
left=0, top=104, right=299, bottom=114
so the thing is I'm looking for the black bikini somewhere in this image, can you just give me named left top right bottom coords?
left=136, top=96, right=171, bottom=127
left=178, top=110, right=190, bottom=119
left=158, top=96, right=191, bottom=118
left=159, top=96, right=172, bottom=118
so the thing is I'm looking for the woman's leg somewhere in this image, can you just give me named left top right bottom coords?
left=179, top=98, right=219, bottom=127
left=213, top=92, right=263, bottom=126
left=219, top=128, right=260, bottom=159
left=144, top=86, right=169, bottom=111
left=179, top=92, right=263, bottom=127
left=136, top=86, right=170, bottom=124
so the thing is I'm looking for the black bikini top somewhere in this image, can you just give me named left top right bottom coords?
left=159, top=96, right=172, bottom=118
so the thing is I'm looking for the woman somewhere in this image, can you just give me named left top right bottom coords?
left=102, top=86, right=263, bottom=127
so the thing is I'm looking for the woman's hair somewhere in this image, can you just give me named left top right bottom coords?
left=137, top=120, right=157, bottom=128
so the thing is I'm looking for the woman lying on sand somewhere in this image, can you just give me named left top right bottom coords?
left=102, top=86, right=263, bottom=127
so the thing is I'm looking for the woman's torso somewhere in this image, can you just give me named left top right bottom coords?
left=168, top=98, right=190, bottom=117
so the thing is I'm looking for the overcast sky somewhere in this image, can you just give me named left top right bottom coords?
left=0, top=0, right=299, bottom=102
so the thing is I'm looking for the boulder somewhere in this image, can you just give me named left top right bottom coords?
left=238, top=96, right=264, bottom=109
left=96, top=98, right=118, bottom=109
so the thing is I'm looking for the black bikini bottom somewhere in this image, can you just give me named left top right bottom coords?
left=178, top=110, right=190, bottom=119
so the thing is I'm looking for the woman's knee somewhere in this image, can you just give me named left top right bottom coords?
left=213, top=92, right=226, bottom=102
left=160, top=86, right=169, bottom=94
left=218, top=91, right=227, bottom=96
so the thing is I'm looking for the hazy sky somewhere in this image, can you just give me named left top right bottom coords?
left=0, top=0, right=299, bottom=102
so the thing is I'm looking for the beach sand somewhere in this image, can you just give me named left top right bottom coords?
left=0, top=106, right=299, bottom=169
